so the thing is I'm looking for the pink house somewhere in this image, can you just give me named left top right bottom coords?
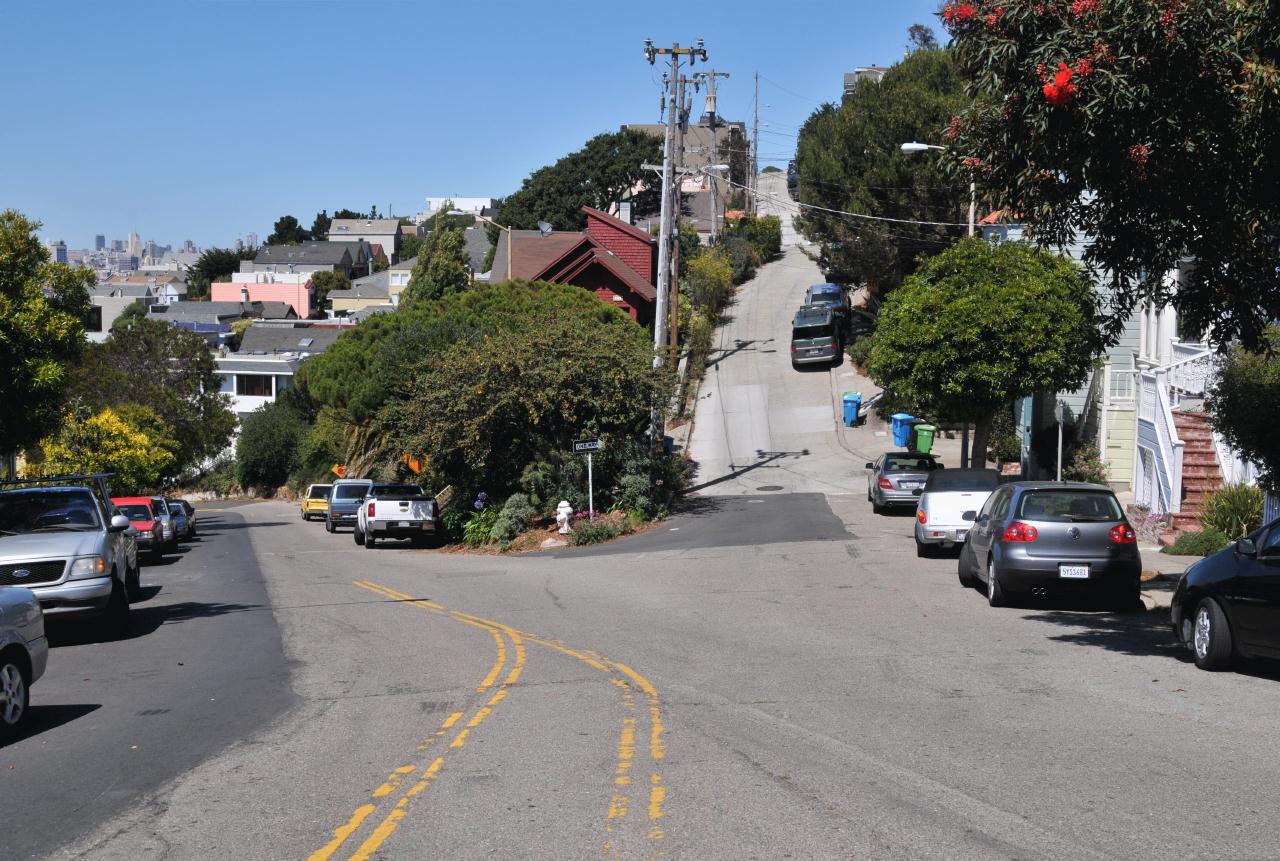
left=213, top=272, right=314, bottom=318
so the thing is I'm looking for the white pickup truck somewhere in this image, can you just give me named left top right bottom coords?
left=354, top=483, right=436, bottom=549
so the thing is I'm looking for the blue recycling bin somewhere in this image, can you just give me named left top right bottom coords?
left=842, top=392, right=862, bottom=427
left=891, top=413, right=915, bottom=447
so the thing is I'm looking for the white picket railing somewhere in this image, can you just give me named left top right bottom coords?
left=1163, top=344, right=1215, bottom=400
left=1136, top=368, right=1184, bottom=514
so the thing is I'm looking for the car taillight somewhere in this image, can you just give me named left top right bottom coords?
left=1002, top=521, right=1039, bottom=542
left=367, top=502, right=375, bottom=517
left=1109, top=523, right=1136, bottom=544
left=916, top=509, right=927, bottom=524
left=790, top=344, right=797, bottom=353
left=878, top=478, right=893, bottom=490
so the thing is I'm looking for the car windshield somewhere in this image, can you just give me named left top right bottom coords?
left=151, top=500, right=169, bottom=518
left=0, top=490, right=102, bottom=533
left=1017, top=490, right=1123, bottom=522
left=884, top=456, right=938, bottom=473
left=308, top=486, right=331, bottom=499
left=334, top=484, right=370, bottom=500
left=166, top=501, right=183, bottom=515
left=118, top=504, right=153, bottom=522
left=925, top=470, right=999, bottom=492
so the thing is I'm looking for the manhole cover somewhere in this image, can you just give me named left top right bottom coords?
left=756, top=485, right=784, bottom=491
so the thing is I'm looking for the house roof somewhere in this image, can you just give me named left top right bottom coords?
left=390, top=256, right=417, bottom=271
left=257, top=301, right=298, bottom=320
left=329, top=218, right=401, bottom=236
left=317, top=240, right=370, bottom=262
left=489, top=231, right=587, bottom=282
left=152, top=301, right=251, bottom=319
left=332, top=270, right=391, bottom=299
left=586, top=248, right=657, bottom=300
left=462, top=228, right=492, bottom=273
left=582, top=206, right=656, bottom=245
left=92, top=283, right=154, bottom=298
left=256, top=244, right=352, bottom=266
left=236, top=324, right=345, bottom=355
left=215, top=357, right=300, bottom=375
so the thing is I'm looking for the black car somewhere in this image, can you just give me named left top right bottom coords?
left=1171, top=518, right=1280, bottom=671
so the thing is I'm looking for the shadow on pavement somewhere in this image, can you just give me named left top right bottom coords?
left=1020, top=603, right=1185, bottom=659
left=198, top=521, right=289, bottom=531
left=47, top=600, right=263, bottom=647
left=685, top=449, right=811, bottom=494
left=2, top=703, right=102, bottom=748
left=705, top=337, right=773, bottom=370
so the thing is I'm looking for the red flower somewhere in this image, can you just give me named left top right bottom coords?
left=946, top=116, right=962, bottom=141
left=1074, top=57, right=1095, bottom=76
left=1043, top=63, right=1076, bottom=106
left=1070, top=0, right=1099, bottom=16
left=942, top=1, right=977, bottom=27
left=1128, top=143, right=1150, bottom=180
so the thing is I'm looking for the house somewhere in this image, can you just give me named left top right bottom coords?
left=214, top=322, right=348, bottom=421
left=246, top=242, right=360, bottom=279
left=212, top=271, right=315, bottom=319
left=86, top=282, right=156, bottom=342
left=417, top=198, right=496, bottom=222
left=329, top=270, right=391, bottom=315
left=388, top=256, right=415, bottom=303
left=843, top=66, right=889, bottom=95
left=488, top=206, right=657, bottom=325
left=104, top=273, right=188, bottom=305
left=327, top=218, right=401, bottom=263
left=147, top=300, right=297, bottom=346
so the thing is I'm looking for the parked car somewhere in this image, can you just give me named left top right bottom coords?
left=1171, top=518, right=1280, bottom=671
left=301, top=484, right=333, bottom=521
left=355, top=484, right=437, bottom=549
left=802, top=283, right=850, bottom=324
left=163, top=500, right=189, bottom=543
left=168, top=498, right=196, bottom=539
left=112, top=496, right=165, bottom=559
left=790, top=306, right=841, bottom=368
left=326, top=479, right=374, bottom=532
left=866, top=452, right=943, bottom=514
left=0, top=474, right=138, bottom=637
left=0, top=586, right=48, bottom=736
left=915, top=468, right=1000, bottom=557
left=958, top=482, right=1141, bottom=609
left=149, top=496, right=177, bottom=550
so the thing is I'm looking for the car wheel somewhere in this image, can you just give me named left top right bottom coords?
left=0, top=656, right=29, bottom=736
left=354, top=526, right=365, bottom=546
left=325, top=517, right=335, bottom=534
left=365, top=534, right=376, bottom=549
left=957, top=545, right=976, bottom=587
left=986, top=557, right=1006, bottom=607
left=126, top=561, right=142, bottom=602
left=100, top=579, right=131, bottom=640
left=1192, top=598, right=1233, bottom=671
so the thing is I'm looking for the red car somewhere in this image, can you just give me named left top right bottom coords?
left=112, top=496, right=165, bottom=559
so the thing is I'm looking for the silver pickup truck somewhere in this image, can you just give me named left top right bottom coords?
left=355, top=483, right=436, bottom=549
left=0, top=473, right=139, bottom=638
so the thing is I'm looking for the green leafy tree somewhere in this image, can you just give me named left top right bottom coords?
left=266, top=214, right=310, bottom=245
left=402, top=225, right=470, bottom=306
left=497, top=130, right=662, bottom=231
left=726, top=126, right=751, bottom=193
left=236, top=400, right=306, bottom=493
left=68, top=318, right=235, bottom=477
left=794, top=48, right=967, bottom=291
left=0, top=210, right=91, bottom=456
left=310, top=209, right=332, bottom=240
left=944, top=0, right=1279, bottom=347
left=309, top=271, right=350, bottom=311
left=907, top=23, right=939, bottom=52
left=35, top=404, right=177, bottom=494
left=866, top=238, right=1104, bottom=464
left=686, top=249, right=733, bottom=318
left=188, top=247, right=256, bottom=301
left=1207, top=327, right=1280, bottom=489
left=113, top=301, right=150, bottom=330
left=400, top=233, right=426, bottom=263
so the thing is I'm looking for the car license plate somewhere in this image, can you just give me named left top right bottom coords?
left=901, top=481, right=922, bottom=490
left=398, top=521, right=414, bottom=528
left=1059, top=564, right=1090, bottom=579
left=807, top=349, right=822, bottom=356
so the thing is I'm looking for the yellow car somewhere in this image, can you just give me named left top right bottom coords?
left=301, top=484, right=332, bottom=521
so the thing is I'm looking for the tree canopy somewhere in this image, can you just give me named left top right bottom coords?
left=1207, top=327, right=1280, bottom=490
left=236, top=399, right=305, bottom=493
left=944, top=0, right=1280, bottom=347
left=0, top=210, right=91, bottom=456
left=794, top=46, right=969, bottom=292
left=866, top=237, right=1104, bottom=462
left=266, top=214, right=310, bottom=245
left=497, top=130, right=662, bottom=232
left=188, top=247, right=256, bottom=300
left=402, top=212, right=471, bottom=306
left=309, top=270, right=349, bottom=311
left=36, top=404, right=177, bottom=495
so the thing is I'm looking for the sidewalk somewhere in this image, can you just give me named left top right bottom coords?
left=828, top=361, right=967, bottom=467
left=1138, top=547, right=1201, bottom=611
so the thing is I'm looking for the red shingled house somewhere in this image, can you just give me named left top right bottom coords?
left=488, top=206, right=657, bottom=326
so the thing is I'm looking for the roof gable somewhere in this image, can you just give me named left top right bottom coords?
left=582, top=206, right=656, bottom=246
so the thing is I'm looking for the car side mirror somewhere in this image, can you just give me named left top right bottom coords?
left=109, top=514, right=130, bottom=532
left=1237, top=538, right=1258, bottom=558
left=961, top=510, right=976, bottom=522
left=864, top=462, right=874, bottom=470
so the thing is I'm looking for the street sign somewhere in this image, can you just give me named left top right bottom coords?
left=573, top=438, right=603, bottom=454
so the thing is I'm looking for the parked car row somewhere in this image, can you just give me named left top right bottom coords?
left=867, top=452, right=1280, bottom=675
left=790, top=283, right=848, bottom=369
left=0, top=473, right=200, bottom=735
left=303, top=478, right=437, bottom=549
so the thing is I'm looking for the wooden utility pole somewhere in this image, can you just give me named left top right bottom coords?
left=751, top=71, right=760, bottom=214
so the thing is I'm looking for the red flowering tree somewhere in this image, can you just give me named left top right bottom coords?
left=943, top=0, right=1280, bottom=347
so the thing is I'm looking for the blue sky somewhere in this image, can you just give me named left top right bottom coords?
left=3, top=0, right=945, bottom=250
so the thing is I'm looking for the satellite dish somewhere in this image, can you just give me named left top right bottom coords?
left=537, top=221, right=553, bottom=237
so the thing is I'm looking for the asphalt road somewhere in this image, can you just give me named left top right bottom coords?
left=11, top=176, right=1280, bottom=859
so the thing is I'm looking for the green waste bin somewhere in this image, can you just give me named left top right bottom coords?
left=913, top=423, right=937, bottom=454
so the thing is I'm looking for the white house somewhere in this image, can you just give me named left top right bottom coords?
left=327, top=218, right=401, bottom=263
left=416, top=197, right=496, bottom=222
left=214, top=322, right=347, bottom=422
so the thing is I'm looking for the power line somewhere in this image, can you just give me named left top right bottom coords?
left=723, top=176, right=970, bottom=228
left=758, top=73, right=831, bottom=107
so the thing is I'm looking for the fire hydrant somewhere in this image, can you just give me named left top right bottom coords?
left=556, top=500, right=573, bottom=534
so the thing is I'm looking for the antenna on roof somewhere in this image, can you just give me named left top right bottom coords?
left=537, top=221, right=553, bottom=237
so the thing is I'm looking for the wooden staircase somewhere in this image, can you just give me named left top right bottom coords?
left=1169, top=409, right=1223, bottom=534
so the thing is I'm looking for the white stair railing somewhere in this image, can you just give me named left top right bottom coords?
left=1136, top=368, right=1184, bottom=514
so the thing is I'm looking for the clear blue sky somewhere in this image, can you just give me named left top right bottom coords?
left=3, top=0, right=945, bottom=250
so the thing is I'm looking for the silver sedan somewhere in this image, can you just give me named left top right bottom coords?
left=1, top=586, right=48, bottom=735
left=866, top=452, right=943, bottom=515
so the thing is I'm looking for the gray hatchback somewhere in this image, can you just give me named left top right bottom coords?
left=958, top=482, right=1141, bottom=609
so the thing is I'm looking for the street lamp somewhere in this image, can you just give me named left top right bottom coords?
left=901, top=141, right=980, bottom=467
left=900, top=141, right=976, bottom=237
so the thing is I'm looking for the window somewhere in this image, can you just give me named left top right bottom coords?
left=236, top=374, right=273, bottom=397
left=1016, top=491, right=1122, bottom=522
left=1259, top=526, right=1280, bottom=558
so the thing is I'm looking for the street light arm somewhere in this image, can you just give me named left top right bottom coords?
left=900, top=141, right=947, bottom=153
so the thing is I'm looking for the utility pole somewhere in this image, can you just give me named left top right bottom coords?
left=696, top=70, right=730, bottom=242
left=670, top=72, right=689, bottom=366
left=644, top=38, right=708, bottom=443
left=751, top=71, right=760, bottom=214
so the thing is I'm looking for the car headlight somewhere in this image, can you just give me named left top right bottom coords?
left=69, top=556, right=108, bottom=579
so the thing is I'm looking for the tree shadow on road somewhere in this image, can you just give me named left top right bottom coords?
left=47, top=599, right=264, bottom=647
left=684, top=449, right=810, bottom=494
left=1019, top=603, right=1185, bottom=659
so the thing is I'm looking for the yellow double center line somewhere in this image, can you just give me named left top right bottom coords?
left=309, top=580, right=668, bottom=859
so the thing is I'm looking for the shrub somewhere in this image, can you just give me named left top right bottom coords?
left=490, top=493, right=537, bottom=543
left=1198, top=483, right=1264, bottom=538
left=613, top=474, right=657, bottom=520
left=1163, top=528, right=1230, bottom=557
left=722, top=236, right=757, bottom=284
left=570, top=511, right=635, bottom=546
left=1064, top=438, right=1108, bottom=486
left=988, top=405, right=1022, bottom=463
left=846, top=336, right=872, bottom=372
left=462, top=505, right=500, bottom=547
